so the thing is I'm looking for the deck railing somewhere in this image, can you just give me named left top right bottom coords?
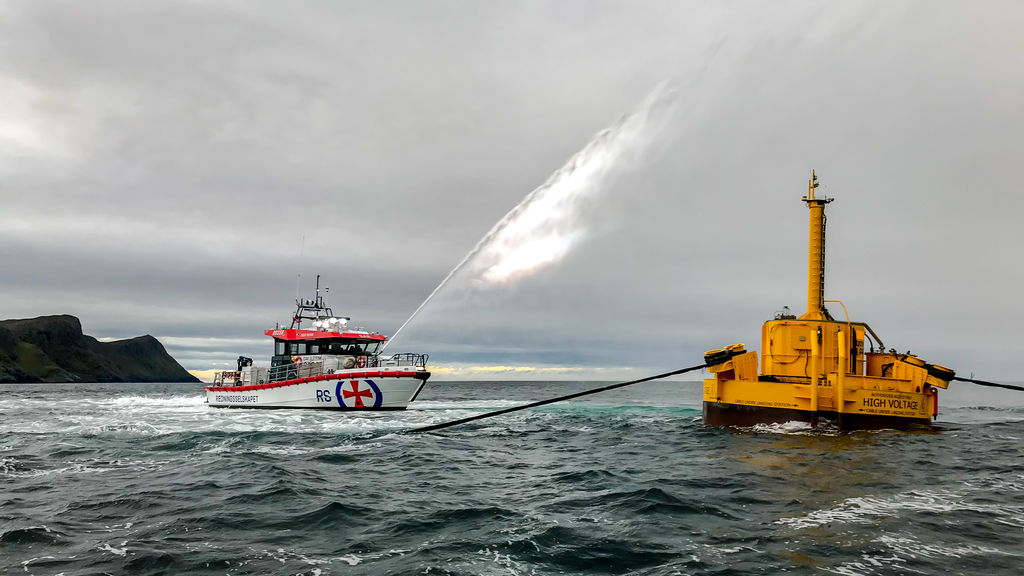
left=267, top=361, right=322, bottom=383
left=265, top=353, right=429, bottom=383
left=378, top=353, right=429, bottom=368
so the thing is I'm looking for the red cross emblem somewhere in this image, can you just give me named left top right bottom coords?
left=343, top=380, right=374, bottom=407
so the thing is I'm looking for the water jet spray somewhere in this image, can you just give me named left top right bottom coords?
left=383, top=82, right=679, bottom=352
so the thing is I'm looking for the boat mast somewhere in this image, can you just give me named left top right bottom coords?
left=800, top=170, right=834, bottom=321
left=289, top=274, right=334, bottom=329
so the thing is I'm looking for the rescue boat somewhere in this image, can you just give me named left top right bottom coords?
left=702, top=171, right=955, bottom=429
left=205, top=278, right=430, bottom=409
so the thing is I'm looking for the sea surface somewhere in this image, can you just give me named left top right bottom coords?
left=1, top=380, right=1022, bottom=575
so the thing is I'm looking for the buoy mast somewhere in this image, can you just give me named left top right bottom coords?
left=801, top=170, right=833, bottom=321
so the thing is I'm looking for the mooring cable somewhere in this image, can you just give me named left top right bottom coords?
left=953, top=376, right=1024, bottom=392
left=409, top=362, right=710, bottom=433
left=408, top=364, right=1021, bottom=434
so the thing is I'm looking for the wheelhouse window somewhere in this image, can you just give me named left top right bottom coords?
left=341, top=341, right=364, bottom=355
left=278, top=338, right=382, bottom=355
left=316, top=338, right=380, bottom=355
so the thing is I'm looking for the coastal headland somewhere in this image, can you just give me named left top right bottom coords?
left=0, top=315, right=198, bottom=383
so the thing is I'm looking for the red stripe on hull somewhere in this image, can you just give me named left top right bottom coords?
left=205, top=370, right=427, bottom=393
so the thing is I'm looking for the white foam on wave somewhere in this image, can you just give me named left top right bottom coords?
left=248, top=445, right=316, bottom=457
left=336, top=555, right=360, bottom=566
left=476, top=546, right=532, bottom=575
left=741, top=420, right=823, bottom=436
left=0, top=394, right=209, bottom=435
left=0, top=394, right=205, bottom=411
left=874, top=534, right=1015, bottom=559
left=1, top=391, right=683, bottom=438
left=807, top=486, right=1024, bottom=575
left=0, top=456, right=169, bottom=479
left=242, top=546, right=407, bottom=571
left=963, top=473, right=1024, bottom=494
left=777, top=488, right=1023, bottom=531
left=107, top=395, right=207, bottom=407
left=822, top=558, right=911, bottom=576
left=777, top=490, right=954, bottom=530
left=822, top=531, right=1021, bottom=576
left=1, top=387, right=696, bottom=438
left=0, top=392, right=450, bottom=436
left=91, top=522, right=133, bottom=534
left=316, top=440, right=387, bottom=456
left=694, top=542, right=763, bottom=563
left=97, top=541, right=128, bottom=557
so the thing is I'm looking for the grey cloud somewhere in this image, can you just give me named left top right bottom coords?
left=2, top=1, right=1022, bottom=378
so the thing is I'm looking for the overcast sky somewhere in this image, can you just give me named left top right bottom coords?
left=2, top=1, right=1023, bottom=381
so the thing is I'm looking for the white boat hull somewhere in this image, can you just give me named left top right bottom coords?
left=205, top=368, right=429, bottom=410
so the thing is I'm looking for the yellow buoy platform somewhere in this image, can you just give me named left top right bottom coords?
left=702, top=171, right=955, bottom=429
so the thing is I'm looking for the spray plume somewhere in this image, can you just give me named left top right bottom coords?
left=383, top=82, right=678, bottom=351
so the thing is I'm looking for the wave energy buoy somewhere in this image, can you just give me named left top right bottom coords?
left=702, top=171, right=956, bottom=430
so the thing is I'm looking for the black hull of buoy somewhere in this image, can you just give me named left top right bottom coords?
left=702, top=402, right=934, bottom=431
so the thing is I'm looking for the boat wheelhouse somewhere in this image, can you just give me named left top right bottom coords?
left=205, top=277, right=430, bottom=410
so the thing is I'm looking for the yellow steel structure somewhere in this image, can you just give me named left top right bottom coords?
left=800, top=170, right=832, bottom=321
left=702, top=172, right=955, bottom=429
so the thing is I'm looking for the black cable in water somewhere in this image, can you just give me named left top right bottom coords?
left=409, top=362, right=709, bottom=434
left=953, top=376, right=1024, bottom=392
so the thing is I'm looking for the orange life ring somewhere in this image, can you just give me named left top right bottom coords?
left=293, top=356, right=303, bottom=365
left=356, top=356, right=366, bottom=368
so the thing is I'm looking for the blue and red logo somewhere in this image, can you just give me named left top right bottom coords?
left=336, top=379, right=383, bottom=408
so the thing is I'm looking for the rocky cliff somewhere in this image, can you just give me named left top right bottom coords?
left=0, top=315, right=200, bottom=383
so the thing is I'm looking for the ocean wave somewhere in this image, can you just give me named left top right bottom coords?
left=0, top=455, right=169, bottom=479
left=0, top=393, right=700, bottom=437
left=822, top=532, right=1021, bottom=576
left=274, top=500, right=377, bottom=531
left=963, top=473, right=1024, bottom=493
left=0, top=525, right=62, bottom=545
left=3, top=381, right=1022, bottom=576
left=776, top=488, right=1022, bottom=530
left=546, top=487, right=739, bottom=519
left=874, top=533, right=1018, bottom=559
left=548, top=468, right=623, bottom=487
